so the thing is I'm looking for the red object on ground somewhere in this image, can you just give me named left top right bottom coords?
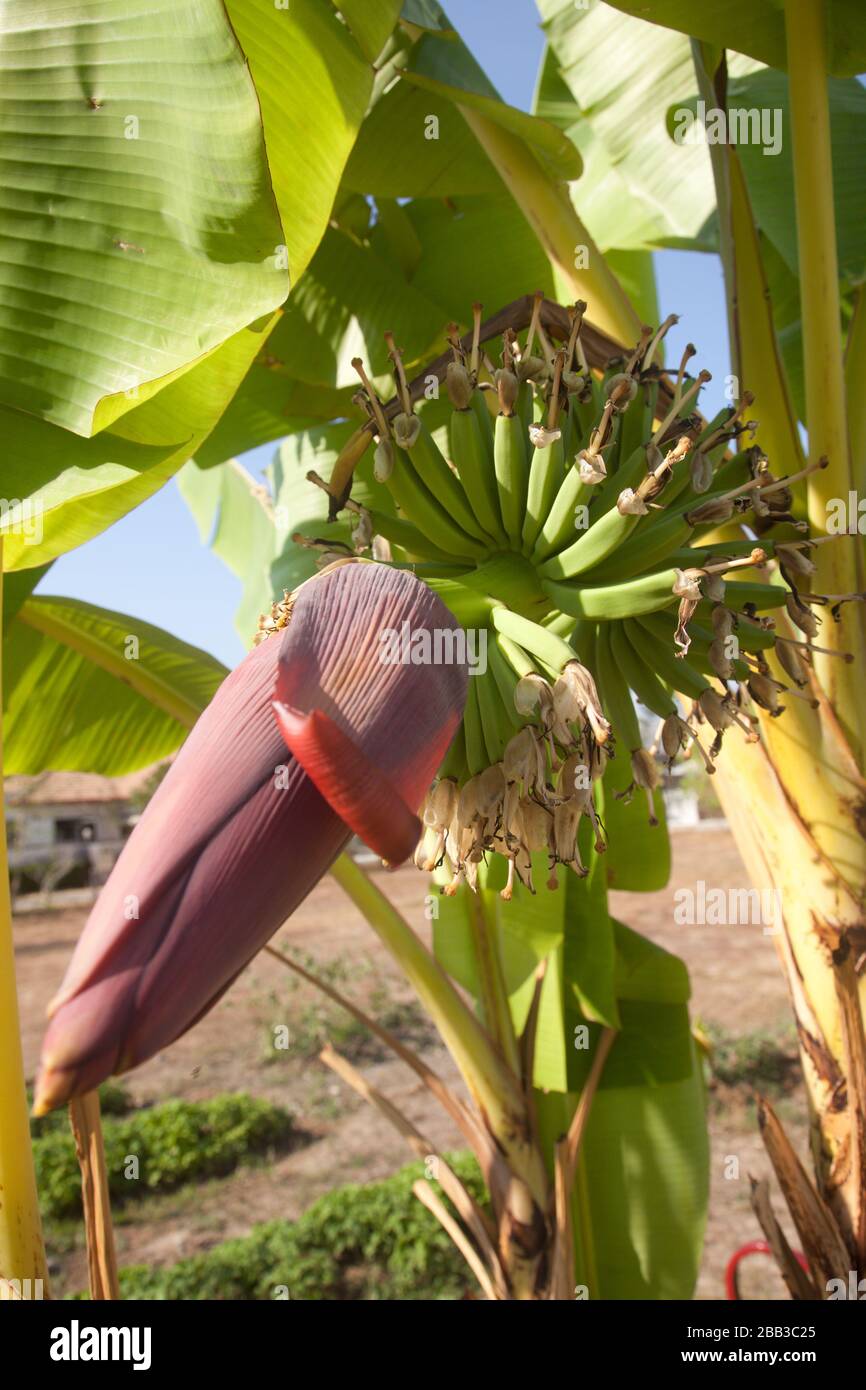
left=725, top=1240, right=810, bottom=1298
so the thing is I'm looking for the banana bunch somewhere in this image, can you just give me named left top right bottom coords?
left=307, top=296, right=851, bottom=898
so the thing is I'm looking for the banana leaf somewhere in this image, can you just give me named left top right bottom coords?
left=0, top=0, right=288, bottom=437
left=3, top=596, right=227, bottom=775
left=603, top=0, right=866, bottom=77
left=0, top=314, right=278, bottom=572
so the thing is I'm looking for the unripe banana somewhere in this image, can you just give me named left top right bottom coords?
left=522, top=433, right=566, bottom=554
left=538, top=497, right=641, bottom=580
left=541, top=567, right=687, bottom=622
left=449, top=406, right=508, bottom=545
left=462, top=676, right=487, bottom=776
left=365, top=509, right=476, bottom=566
left=493, top=411, right=530, bottom=546
left=496, top=632, right=535, bottom=681
left=470, top=385, right=496, bottom=456
left=404, top=416, right=491, bottom=544
left=476, top=669, right=512, bottom=765
left=532, top=463, right=596, bottom=562
left=582, top=507, right=695, bottom=585
left=385, top=450, right=489, bottom=559
left=719, top=580, right=788, bottom=611
left=626, top=618, right=710, bottom=699
left=609, top=622, right=677, bottom=719
left=516, top=380, right=535, bottom=439
left=486, top=636, right=523, bottom=730
left=593, top=624, right=642, bottom=749
left=491, top=605, right=576, bottom=674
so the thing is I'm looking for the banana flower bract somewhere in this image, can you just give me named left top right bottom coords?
left=35, top=563, right=467, bottom=1113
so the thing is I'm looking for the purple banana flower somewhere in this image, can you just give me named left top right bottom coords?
left=34, top=562, right=467, bottom=1114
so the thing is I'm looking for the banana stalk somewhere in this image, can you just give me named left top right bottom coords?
left=330, top=853, right=552, bottom=1297
left=457, top=110, right=640, bottom=346
left=0, top=551, right=50, bottom=1296
left=786, top=0, right=866, bottom=744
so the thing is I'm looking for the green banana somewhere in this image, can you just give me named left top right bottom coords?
left=491, top=605, right=576, bottom=673
left=614, top=380, right=651, bottom=477
left=542, top=610, right=576, bottom=638
left=522, top=433, right=566, bottom=554
left=566, top=390, right=598, bottom=446
left=532, top=463, right=595, bottom=562
left=462, top=676, right=487, bottom=776
left=581, top=508, right=695, bottom=584
left=475, top=670, right=507, bottom=765
left=366, top=509, right=477, bottom=566
left=627, top=618, right=710, bottom=699
left=517, top=379, right=535, bottom=439
left=470, top=385, right=496, bottom=457
left=493, top=411, right=530, bottom=547
left=496, top=632, right=540, bottom=681
left=405, top=418, right=492, bottom=544
left=719, top=580, right=789, bottom=610
left=439, top=722, right=468, bottom=783
left=538, top=498, right=641, bottom=580
left=385, top=451, right=490, bottom=560
left=541, top=567, right=685, bottom=622
left=486, top=635, right=523, bottom=727
left=449, top=407, right=507, bottom=546
left=609, top=622, right=677, bottom=719
left=594, top=624, right=642, bottom=748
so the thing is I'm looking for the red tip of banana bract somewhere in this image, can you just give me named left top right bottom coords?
left=274, top=701, right=421, bottom=866
left=275, top=561, right=469, bottom=820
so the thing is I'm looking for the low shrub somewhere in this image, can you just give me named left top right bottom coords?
left=36, top=1093, right=294, bottom=1220
left=88, top=1154, right=486, bottom=1301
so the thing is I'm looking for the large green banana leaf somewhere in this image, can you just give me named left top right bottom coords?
left=0, top=0, right=287, bottom=437
left=335, top=0, right=403, bottom=61
left=223, top=0, right=375, bottom=286
left=536, top=0, right=721, bottom=253
left=537, top=917, right=708, bottom=1299
left=0, top=313, right=277, bottom=571
left=603, top=0, right=866, bottom=77
left=3, top=596, right=227, bottom=775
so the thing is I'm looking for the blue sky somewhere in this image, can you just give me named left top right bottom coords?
left=44, top=0, right=730, bottom=669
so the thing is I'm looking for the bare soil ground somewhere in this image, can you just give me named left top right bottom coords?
left=14, top=825, right=804, bottom=1301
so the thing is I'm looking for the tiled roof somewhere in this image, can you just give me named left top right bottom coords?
left=5, top=761, right=169, bottom=808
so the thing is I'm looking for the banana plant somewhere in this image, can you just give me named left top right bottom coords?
left=2, top=0, right=861, bottom=1303
left=4, top=525, right=706, bottom=1299
left=173, top=287, right=841, bottom=1296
